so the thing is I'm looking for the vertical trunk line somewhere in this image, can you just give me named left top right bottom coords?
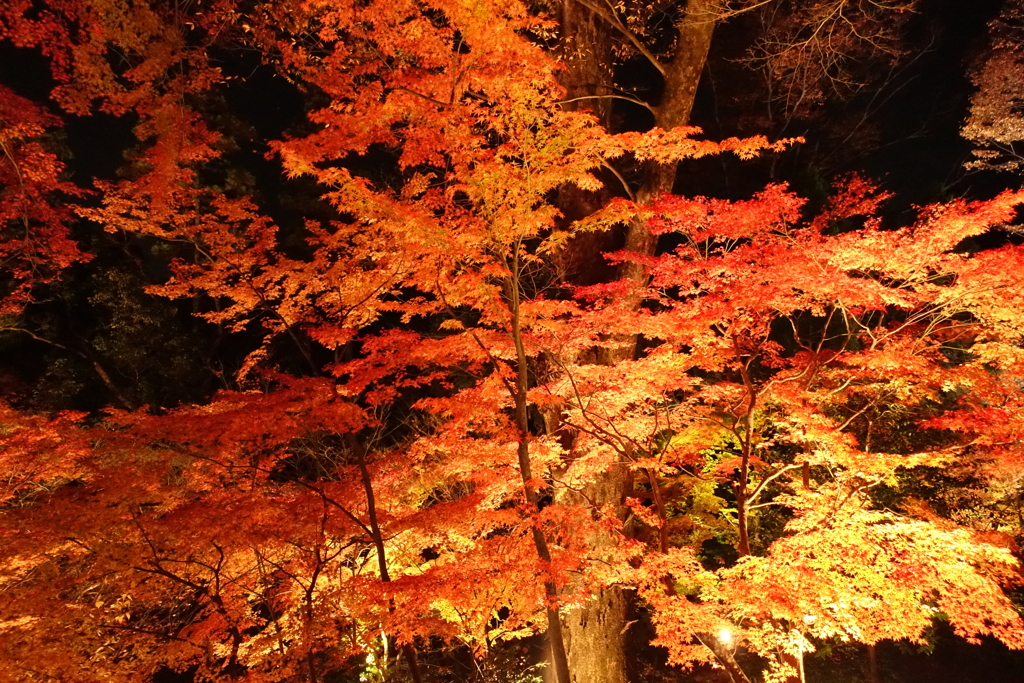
left=350, top=434, right=424, bottom=683
left=734, top=346, right=803, bottom=683
left=651, top=467, right=751, bottom=683
left=645, top=467, right=670, bottom=554
left=734, top=339, right=756, bottom=559
left=507, top=266, right=573, bottom=683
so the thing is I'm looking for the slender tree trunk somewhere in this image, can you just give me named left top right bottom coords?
left=351, top=436, right=424, bottom=683
left=736, top=354, right=803, bottom=683
left=695, top=632, right=753, bottom=683
left=506, top=267, right=573, bottom=683
left=867, top=643, right=879, bottom=683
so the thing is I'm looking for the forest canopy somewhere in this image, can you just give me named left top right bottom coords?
left=2, top=1, right=1024, bottom=683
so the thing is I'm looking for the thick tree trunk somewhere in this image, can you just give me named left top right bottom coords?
left=561, top=585, right=630, bottom=683
left=552, top=2, right=718, bottom=681
left=554, top=458, right=632, bottom=683
left=554, top=0, right=616, bottom=286
left=556, top=0, right=613, bottom=126
left=551, top=6, right=632, bottom=683
left=619, top=0, right=717, bottom=284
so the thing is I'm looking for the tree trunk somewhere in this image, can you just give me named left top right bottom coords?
left=554, top=456, right=632, bottom=683
left=550, top=5, right=631, bottom=682
left=619, top=0, right=717, bottom=284
left=351, top=435, right=424, bottom=683
left=695, top=632, right=753, bottom=683
left=867, top=643, right=879, bottom=683
left=561, top=585, right=630, bottom=683
left=780, top=649, right=805, bottom=683
left=552, top=2, right=718, bottom=681
left=507, top=269, right=573, bottom=683
left=553, top=0, right=617, bottom=286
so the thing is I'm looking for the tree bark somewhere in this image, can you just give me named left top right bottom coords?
left=550, top=5, right=631, bottom=682
left=554, top=452, right=632, bottom=683
left=553, top=0, right=617, bottom=286
left=619, top=0, right=718, bottom=285
left=561, top=585, right=630, bottom=683
left=780, top=649, right=806, bottom=683
left=695, top=632, right=753, bottom=683
left=350, top=435, right=424, bottom=683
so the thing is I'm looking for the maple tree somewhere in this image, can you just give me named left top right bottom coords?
left=0, top=85, right=88, bottom=321
left=0, top=0, right=765, bottom=679
left=2, top=0, right=1024, bottom=682
left=543, top=1, right=924, bottom=673
left=549, top=177, right=1024, bottom=681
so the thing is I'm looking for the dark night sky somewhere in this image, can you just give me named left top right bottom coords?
left=682, top=0, right=1014, bottom=211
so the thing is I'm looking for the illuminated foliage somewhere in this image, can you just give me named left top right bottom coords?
left=555, top=177, right=1024, bottom=680
left=0, top=1, right=1023, bottom=683
left=963, top=0, right=1024, bottom=172
left=0, top=86, right=88, bottom=319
